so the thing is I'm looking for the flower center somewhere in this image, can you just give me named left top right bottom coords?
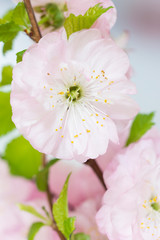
left=151, top=202, right=160, bottom=211
left=65, top=85, right=82, bottom=102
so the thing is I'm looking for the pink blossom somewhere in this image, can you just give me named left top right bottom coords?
left=96, top=128, right=160, bottom=240
left=11, top=29, right=138, bottom=162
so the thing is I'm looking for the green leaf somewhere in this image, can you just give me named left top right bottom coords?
left=64, top=217, right=76, bottom=238
left=0, top=91, right=15, bottom=136
left=125, top=112, right=155, bottom=147
left=12, top=2, right=30, bottom=29
left=18, top=204, right=47, bottom=221
left=0, top=65, right=13, bottom=86
left=0, top=19, right=8, bottom=24
left=64, top=3, right=113, bottom=39
left=3, top=9, right=14, bottom=22
left=53, top=173, right=75, bottom=239
left=16, top=49, right=27, bottom=63
left=3, top=40, right=13, bottom=54
left=28, top=222, right=45, bottom=240
left=3, top=136, right=41, bottom=179
left=72, top=233, right=90, bottom=240
left=0, top=22, right=22, bottom=43
left=36, top=158, right=59, bottom=192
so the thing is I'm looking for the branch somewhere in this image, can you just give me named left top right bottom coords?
left=42, top=154, right=66, bottom=240
left=23, top=0, right=42, bottom=42
left=85, top=159, right=107, bottom=190
left=41, top=154, right=53, bottom=215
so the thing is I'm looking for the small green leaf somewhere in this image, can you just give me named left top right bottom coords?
left=72, top=233, right=90, bottom=240
left=64, top=217, right=76, bottom=238
left=18, top=204, right=47, bottom=221
left=53, top=173, right=75, bottom=239
left=12, top=2, right=30, bottom=29
left=28, top=222, right=45, bottom=240
left=0, top=91, right=15, bottom=136
left=64, top=3, right=113, bottom=39
left=36, top=158, right=59, bottom=192
left=3, top=136, right=41, bottom=179
left=16, top=49, right=27, bottom=63
left=3, top=40, right=13, bottom=54
left=125, top=112, right=155, bottom=147
left=0, top=22, right=22, bottom=43
left=0, top=65, right=13, bottom=86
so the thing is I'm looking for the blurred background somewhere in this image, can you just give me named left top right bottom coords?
left=0, top=0, right=160, bottom=129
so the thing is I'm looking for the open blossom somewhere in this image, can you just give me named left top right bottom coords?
left=96, top=128, right=160, bottom=240
left=11, top=29, right=138, bottom=161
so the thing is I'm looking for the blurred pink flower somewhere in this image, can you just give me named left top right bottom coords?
left=0, top=160, right=46, bottom=240
left=96, top=128, right=160, bottom=240
left=11, top=29, right=138, bottom=162
left=73, top=199, right=108, bottom=240
left=0, top=160, right=107, bottom=239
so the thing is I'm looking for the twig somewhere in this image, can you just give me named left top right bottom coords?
left=23, top=0, right=42, bottom=42
left=41, top=154, right=66, bottom=240
left=41, top=154, right=53, bottom=215
left=85, top=159, right=107, bottom=190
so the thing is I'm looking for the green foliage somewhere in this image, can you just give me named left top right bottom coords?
left=28, top=222, right=45, bottom=240
left=125, top=112, right=155, bottom=146
left=0, top=22, right=22, bottom=43
left=18, top=204, right=47, bottom=221
left=64, top=3, right=113, bottom=39
left=53, top=173, right=76, bottom=239
left=3, top=136, right=41, bottom=179
left=12, top=2, right=30, bottom=29
left=16, top=49, right=26, bottom=63
left=37, top=3, right=65, bottom=30
left=0, top=2, right=30, bottom=53
left=3, top=9, right=14, bottom=22
left=3, top=40, right=13, bottom=54
left=0, top=91, right=15, bottom=136
left=72, top=233, right=90, bottom=240
left=36, top=158, right=59, bottom=192
left=0, top=65, right=13, bottom=86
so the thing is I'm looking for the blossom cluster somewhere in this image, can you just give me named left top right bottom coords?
left=0, top=0, right=158, bottom=240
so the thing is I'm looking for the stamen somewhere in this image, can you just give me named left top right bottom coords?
left=58, top=92, right=64, bottom=95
